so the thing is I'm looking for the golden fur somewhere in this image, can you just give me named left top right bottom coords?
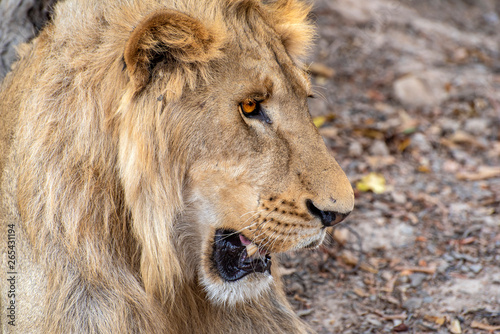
left=0, top=0, right=354, bottom=333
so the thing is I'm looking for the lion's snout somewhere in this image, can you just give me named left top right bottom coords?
left=305, top=199, right=351, bottom=227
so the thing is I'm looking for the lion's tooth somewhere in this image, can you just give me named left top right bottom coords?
left=246, top=243, right=258, bottom=257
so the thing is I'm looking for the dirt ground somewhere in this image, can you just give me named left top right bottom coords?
left=281, top=0, right=500, bottom=333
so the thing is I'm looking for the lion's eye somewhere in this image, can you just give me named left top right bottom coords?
left=241, top=99, right=257, bottom=114
left=239, top=99, right=272, bottom=124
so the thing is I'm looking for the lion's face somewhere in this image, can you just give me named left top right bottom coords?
left=120, top=3, right=354, bottom=306
left=176, top=26, right=354, bottom=305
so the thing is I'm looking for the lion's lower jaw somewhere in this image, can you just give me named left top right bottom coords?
left=201, top=272, right=274, bottom=305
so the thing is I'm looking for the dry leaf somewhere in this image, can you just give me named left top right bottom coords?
left=356, top=172, right=387, bottom=194
left=471, top=320, right=500, bottom=331
left=392, top=323, right=409, bottom=332
left=354, top=128, right=386, bottom=139
left=448, top=130, right=486, bottom=148
left=366, top=89, right=386, bottom=101
left=353, top=288, right=369, bottom=297
left=394, top=266, right=436, bottom=275
left=313, top=116, right=327, bottom=128
left=456, top=166, right=500, bottom=181
left=366, top=156, right=396, bottom=168
left=279, top=267, right=297, bottom=276
left=307, top=62, right=335, bottom=78
left=397, top=137, right=412, bottom=152
left=424, top=315, right=446, bottom=326
left=318, top=126, right=339, bottom=139
left=417, top=165, right=431, bottom=173
left=449, top=319, right=462, bottom=334
left=360, top=263, right=379, bottom=274
left=397, top=109, right=419, bottom=134
left=313, top=114, right=336, bottom=128
left=333, top=228, right=349, bottom=246
left=340, top=250, right=358, bottom=266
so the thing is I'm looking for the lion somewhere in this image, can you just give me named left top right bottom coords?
left=0, top=0, right=354, bottom=333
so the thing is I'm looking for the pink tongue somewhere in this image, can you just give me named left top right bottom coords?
left=239, top=234, right=252, bottom=246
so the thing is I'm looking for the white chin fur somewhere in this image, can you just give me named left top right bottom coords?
left=201, top=273, right=273, bottom=305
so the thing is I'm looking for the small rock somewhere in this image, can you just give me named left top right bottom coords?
left=369, top=140, right=390, bottom=156
left=399, top=224, right=415, bottom=236
left=373, top=201, right=390, bottom=212
left=469, top=264, right=483, bottom=274
left=449, top=203, right=470, bottom=218
left=484, top=12, right=500, bottom=25
left=439, top=118, right=460, bottom=133
left=348, top=141, right=363, bottom=157
left=452, top=251, right=478, bottom=263
left=296, top=308, right=314, bottom=317
left=398, top=275, right=410, bottom=284
left=403, top=297, right=423, bottom=311
left=411, top=133, right=432, bottom=152
left=289, top=282, right=304, bottom=295
left=443, top=160, right=460, bottom=173
left=322, top=318, right=336, bottom=328
left=437, top=260, right=450, bottom=273
left=464, top=118, right=489, bottom=135
left=391, top=191, right=407, bottom=204
left=410, top=273, right=427, bottom=287
left=452, top=47, right=468, bottom=62
left=365, top=315, right=382, bottom=326
left=423, top=296, right=434, bottom=303
left=442, top=253, right=454, bottom=262
left=328, top=0, right=372, bottom=24
left=393, top=72, right=448, bottom=108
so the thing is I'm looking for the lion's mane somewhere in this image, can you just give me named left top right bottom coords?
left=0, top=0, right=324, bottom=333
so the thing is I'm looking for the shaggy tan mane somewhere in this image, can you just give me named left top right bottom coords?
left=1, top=0, right=353, bottom=333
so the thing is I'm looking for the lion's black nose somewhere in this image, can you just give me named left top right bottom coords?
left=306, top=199, right=350, bottom=227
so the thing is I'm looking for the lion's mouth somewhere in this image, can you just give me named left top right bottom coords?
left=212, top=229, right=271, bottom=282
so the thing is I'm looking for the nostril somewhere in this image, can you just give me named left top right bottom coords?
left=306, top=199, right=350, bottom=227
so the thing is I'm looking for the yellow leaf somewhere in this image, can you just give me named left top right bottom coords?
left=424, top=315, right=446, bottom=326
left=313, top=116, right=327, bottom=128
left=449, top=319, right=462, bottom=334
left=397, top=137, right=411, bottom=152
left=417, top=165, right=431, bottom=173
left=356, top=172, right=386, bottom=194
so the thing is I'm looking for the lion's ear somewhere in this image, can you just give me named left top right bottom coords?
left=267, top=0, right=315, bottom=63
left=124, top=9, right=221, bottom=89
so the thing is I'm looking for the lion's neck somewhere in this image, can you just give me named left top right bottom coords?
left=163, top=279, right=311, bottom=334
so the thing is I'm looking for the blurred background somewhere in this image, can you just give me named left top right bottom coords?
left=282, top=1, right=500, bottom=333
left=1, top=0, right=499, bottom=333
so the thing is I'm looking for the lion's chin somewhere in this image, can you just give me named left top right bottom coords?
left=201, top=271, right=274, bottom=305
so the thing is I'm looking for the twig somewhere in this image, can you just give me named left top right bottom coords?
left=394, top=266, right=436, bottom=275
left=343, top=225, right=364, bottom=274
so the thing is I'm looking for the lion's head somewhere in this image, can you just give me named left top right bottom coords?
left=118, top=1, right=354, bottom=305
left=1, top=1, right=354, bottom=330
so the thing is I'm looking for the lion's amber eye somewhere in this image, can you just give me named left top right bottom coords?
left=241, top=99, right=257, bottom=114
left=239, top=98, right=272, bottom=124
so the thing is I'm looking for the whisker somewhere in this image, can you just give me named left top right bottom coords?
left=217, top=222, right=259, bottom=242
left=217, top=208, right=268, bottom=242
